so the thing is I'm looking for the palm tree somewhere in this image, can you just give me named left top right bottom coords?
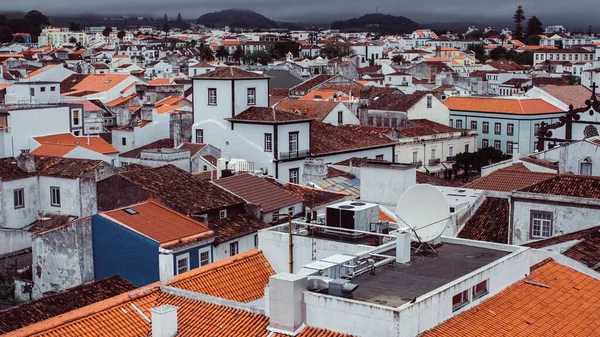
left=216, top=45, right=229, bottom=61
left=233, top=46, right=244, bottom=64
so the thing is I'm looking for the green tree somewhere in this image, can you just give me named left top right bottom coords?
left=177, top=13, right=183, bottom=22
left=391, top=55, right=406, bottom=65
left=524, top=34, right=542, bottom=46
left=68, top=36, right=77, bottom=44
left=489, top=46, right=507, bottom=60
left=199, top=43, right=214, bottom=61
left=164, top=14, right=168, bottom=22
left=271, top=41, right=301, bottom=58
left=319, top=42, right=351, bottom=59
left=69, top=22, right=80, bottom=31
left=216, top=45, right=229, bottom=61
left=454, top=147, right=511, bottom=180
left=232, top=45, right=244, bottom=64
left=102, top=26, right=112, bottom=37
left=467, top=43, right=487, bottom=63
left=24, top=10, right=49, bottom=28
left=525, top=15, right=543, bottom=37
left=513, top=5, right=526, bottom=40
left=117, top=30, right=125, bottom=41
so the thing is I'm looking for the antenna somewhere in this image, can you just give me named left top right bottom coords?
left=395, top=184, right=450, bottom=254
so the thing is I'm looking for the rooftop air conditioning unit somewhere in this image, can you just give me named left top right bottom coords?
left=325, top=201, right=378, bottom=236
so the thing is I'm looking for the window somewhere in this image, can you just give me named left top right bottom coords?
left=40, top=87, right=46, bottom=92
left=471, top=121, right=477, bottom=130
left=219, top=209, right=227, bottom=219
left=288, top=206, right=294, bottom=216
left=30, top=88, right=35, bottom=96
left=449, top=119, right=453, bottom=127
left=199, top=250, right=210, bottom=266
left=208, top=88, right=217, bottom=105
left=412, top=151, right=418, bottom=163
left=196, top=129, right=204, bottom=143
left=431, top=148, right=436, bottom=159
left=289, top=168, right=299, bottom=184
left=264, top=133, right=272, bottom=152
left=176, top=254, right=190, bottom=275
left=534, top=123, right=540, bottom=133
left=448, top=146, right=454, bottom=157
left=482, top=122, right=489, bottom=134
left=482, top=139, right=489, bottom=148
left=452, top=289, right=470, bottom=311
left=507, top=141, right=514, bottom=154
left=456, top=120, right=463, bottom=129
left=14, top=189, right=24, bottom=209
left=73, top=110, right=80, bottom=126
left=50, top=86, right=56, bottom=92
left=472, top=280, right=489, bottom=300
left=50, top=187, right=61, bottom=207
left=121, top=137, right=127, bottom=146
left=426, top=96, right=432, bottom=108
left=337, top=111, right=343, bottom=125
left=531, top=211, right=553, bottom=238
left=494, top=122, right=501, bottom=135
left=507, top=123, right=514, bottom=136
left=254, top=234, right=259, bottom=248
left=289, top=132, right=298, bottom=153
left=494, top=140, right=501, bottom=150
left=376, top=155, right=384, bottom=160
left=465, top=144, right=469, bottom=153
left=247, top=88, right=256, bottom=105
left=229, top=241, right=239, bottom=257
left=580, top=161, right=592, bottom=176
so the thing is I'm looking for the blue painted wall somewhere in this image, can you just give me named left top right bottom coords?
left=92, top=214, right=160, bottom=287
left=172, top=244, right=213, bottom=275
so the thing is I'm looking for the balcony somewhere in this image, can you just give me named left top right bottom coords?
left=428, top=158, right=441, bottom=166
left=279, top=149, right=311, bottom=160
left=412, top=160, right=422, bottom=167
left=446, top=156, right=455, bottom=162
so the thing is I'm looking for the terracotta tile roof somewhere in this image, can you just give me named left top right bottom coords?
left=518, top=175, right=600, bottom=199
left=416, top=172, right=463, bottom=187
left=0, top=276, right=136, bottom=334
left=155, top=104, right=183, bottom=114
left=334, top=157, right=391, bottom=167
left=464, top=166, right=557, bottom=192
left=264, top=177, right=349, bottom=207
left=24, top=64, right=58, bottom=79
left=119, top=138, right=174, bottom=158
left=105, top=92, right=138, bottom=107
left=30, top=144, right=75, bottom=157
left=290, top=74, right=336, bottom=94
left=563, top=230, right=600, bottom=271
left=539, top=85, right=599, bottom=109
left=67, top=100, right=105, bottom=112
left=525, top=225, right=600, bottom=249
left=33, top=133, right=118, bottom=155
left=532, top=77, right=569, bottom=86
left=276, top=99, right=340, bottom=121
left=269, top=88, right=289, bottom=97
left=444, top=97, right=563, bottom=114
left=155, top=96, right=188, bottom=107
left=486, top=59, right=527, bottom=71
left=327, top=166, right=355, bottom=179
left=369, top=91, right=430, bottom=112
left=192, top=169, right=218, bottom=180
left=421, top=260, right=600, bottom=337
left=146, top=78, right=172, bottom=85
left=177, top=142, right=206, bottom=157
left=61, top=74, right=134, bottom=95
left=457, top=197, right=509, bottom=244
left=102, top=200, right=214, bottom=248
left=311, top=121, right=395, bottom=155
left=227, top=107, right=313, bottom=124
left=215, top=173, right=302, bottom=213
left=116, top=165, right=243, bottom=214
left=167, top=249, right=274, bottom=302
left=209, top=213, right=271, bottom=243
left=397, top=119, right=462, bottom=137
left=520, top=156, right=559, bottom=170
left=274, top=327, right=354, bottom=337
left=193, top=66, right=269, bottom=79
left=299, top=89, right=342, bottom=101
left=90, top=62, right=110, bottom=69
left=0, top=158, right=33, bottom=181
left=34, top=156, right=105, bottom=179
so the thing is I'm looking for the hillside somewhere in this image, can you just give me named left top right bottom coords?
left=197, top=9, right=279, bottom=29
left=331, top=14, right=419, bottom=34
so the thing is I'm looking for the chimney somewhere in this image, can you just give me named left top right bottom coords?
left=558, top=142, right=569, bottom=173
left=396, top=231, right=411, bottom=263
left=17, top=150, right=36, bottom=173
left=158, top=249, right=174, bottom=284
left=216, top=158, right=227, bottom=179
left=173, top=116, right=181, bottom=149
left=150, top=305, right=179, bottom=337
left=512, top=143, right=520, bottom=164
left=267, top=273, right=307, bottom=335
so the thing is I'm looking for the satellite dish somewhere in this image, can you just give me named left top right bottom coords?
left=395, top=184, right=450, bottom=243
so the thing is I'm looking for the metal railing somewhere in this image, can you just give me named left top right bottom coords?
left=446, top=156, right=455, bottom=162
left=279, top=149, right=311, bottom=160
left=412, top=160, right=423, bottom=167
left=428, top=158, right=441, bottom=166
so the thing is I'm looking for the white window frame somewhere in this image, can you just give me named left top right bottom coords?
left=507, top=123, right=514, bottom=136
left=198, top=247, right=211, bottom=267
left=247, top=87, right=256, bottom=105
left=219, top=209, right=227, bottom=219
left=176, top=253, right=190, bottom=275
left=229, top=241, right=239, bottom=257
left=580, top=161, right=592, bottom=176
left=14, top=188, right=24, bottom=209
left=50, top=186, right=61, bottom=207
left=531, top=211, right=553, bottom=239
left=208, top=88, right=217, bottom=105
left=452, top=289, right=470, bottom=312
left=494, top=140, right=501, bottom=151
left=472, top=280, right=489, bottom=300
left=264, top=133, right=272, bottom=152
left=289, top=168, right=299, bottom=184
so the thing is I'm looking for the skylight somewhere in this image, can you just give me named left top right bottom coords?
left=124, top=208, right=138, bottom=215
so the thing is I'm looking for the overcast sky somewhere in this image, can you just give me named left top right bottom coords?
left=2, top=0, right=596, bottom=26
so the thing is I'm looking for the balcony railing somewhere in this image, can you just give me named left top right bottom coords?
left=412, top=160, right=423, bottom=167
left=428, top=158, right=441, bottom=166
left=446, top=156, right=455, bottom=162
left=279, top=149, right=311, bottom=160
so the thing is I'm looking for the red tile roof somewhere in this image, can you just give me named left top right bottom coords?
left=397, top=119, right=463, bottom=137
left=276, top=99, right=340, bottom=122
left=34, top=156, right=106, bottom=179
left=486, top=59, right=527, bottom=71
left=0, top=158, right=33, bottom=181
left=227, top=107, right=313, bottom=124
left=444, top=97, right=563, bottom=114
left=311, top=122, right=395, bottom=155
left=119, top=138, right=174, bottom=158
left=167, top=249, right=274, bottom=302
left=458, top=197, right=509, bottom=244
left=215, top=173, right=302, bottom=213
left=421, top=260, right=600, bottom=337
left=264, top=177, right=349, bottom=207
left=0, top=276, right=136, bottom=334
left=208, top=213, right=271, bottom=244
left=177, top=142, right=207, bottom=157
left=290, top=74, right=336, bottom=94
left=518, top=175, right=600, bottom=198
left=33, top=133, right=118, bottom=155
left=563, top=230, right=600, bottom=271
left=193, top=66, right=269, bottom=79
left=102, top=200, right=214, bottom=248
left=539, top=85, right=599, bottom=109
left=464, top=166, right=557, bottom=192
left=369, top=91, right=430, bottom=112
left=416, top=172, right=463, bottom=187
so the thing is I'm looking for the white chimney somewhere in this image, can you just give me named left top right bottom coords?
left=216, top=158, right=227, bottom=179
left=158, top=249, right=174, bottom=284
left=512, top=143, right=520, bottom=164
left=267, top=273, right=307, bottom=335
left=396, top=231, right=411, bottom=263
left=150, top=305, right=179, bottom=337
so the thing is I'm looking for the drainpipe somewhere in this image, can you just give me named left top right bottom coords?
left=275, top=213, right=293, bottom=273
